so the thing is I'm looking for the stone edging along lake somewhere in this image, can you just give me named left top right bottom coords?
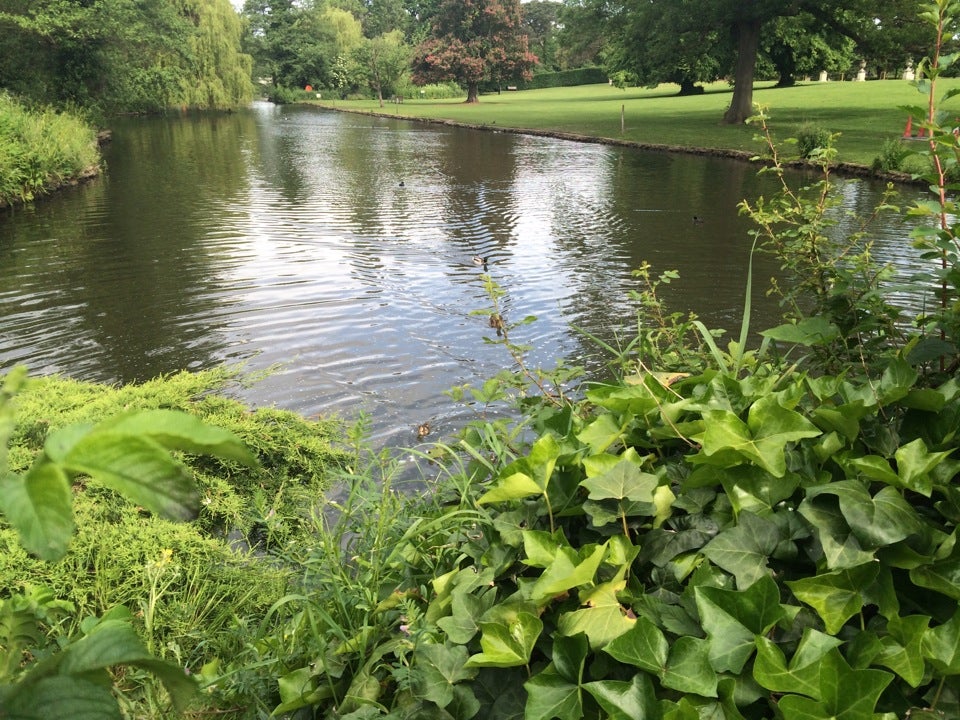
left=314, top=102, right=920, bottom=186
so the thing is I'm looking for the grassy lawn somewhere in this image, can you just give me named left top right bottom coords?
left=310, top=78, right=960, bottom=167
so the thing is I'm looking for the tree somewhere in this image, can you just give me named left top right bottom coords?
left=604, top=0, right=728, bottom=95
left=353, top=29, right=413, bottom=105
left=0, top=0, right=251, bottom=112
left=523, top=1, right=563, bottom=71
left=411, top=0, right=537, bottom=103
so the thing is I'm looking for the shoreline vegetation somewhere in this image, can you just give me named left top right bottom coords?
left=5, top=58, right=960, bottom=717
left=0, top=93, right=104, bottom=210
left=304, top=78, right=960, bottom=181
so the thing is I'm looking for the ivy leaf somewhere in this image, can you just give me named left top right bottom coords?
left=923, top=608, right=960, bottom=675
left=577, top=413, right=623, bottom=454
left=558, top=578, right=636, bottom=649
left=701, top=511, right=780, bottom=588
left=753, top=630, right=843, bottom=698
left=798, top=494, right=876, bottom=570
left=787, top=563, right=880, bottom=634
left=552, top=632, right=589, bottom=685
left=479, top=435, right=560, bottom=504
left=580, top=460, right=659, bottom=527
left=603, top=615, right=668, bottom=674
left=895, top=438, right=953, bottom=496
left=466, top=613, right=543, bottom=668
left=437, top=592, right=486, bottom=644
left=806, top=481, right=923, bottom=549
left=583, top=674, right=659, bottom=720
left=696, top=394, right=820, bottom=478
left=528, top=542, right=607, bottom=604
left=695, top=575, right=786, bottom=673
left=662, top=636, right=718, bottom=698
left=877, top=615, right=929, bottom=687
left=0, top=462, right=74, bottom=561
left=776, top=649, right=892, bottom=719
left=912, top=557, right=960, bottom=601
left=413, top=643, right=475, bottom=708
left=524, top=670, right=581, bottom=720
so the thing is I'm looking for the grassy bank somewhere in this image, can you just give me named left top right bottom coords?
left=309, top=78, right=960, bottom=168
left=0, top=93, right=101, bottom=209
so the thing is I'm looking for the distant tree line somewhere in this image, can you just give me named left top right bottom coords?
left=0, top=0, right=951, bottom=120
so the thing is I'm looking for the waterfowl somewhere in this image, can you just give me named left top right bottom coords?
left=472, top=256, right=488, bottom=267
left=692, top=215, right=704, bottom=225
left=416, top=421, right=431, bottom=439
left=489, top=313, right=504, bottom=336
left=399, top=181, right=405, bottom=187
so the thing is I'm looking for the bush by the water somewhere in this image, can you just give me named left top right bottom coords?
left=0, top=92, right=100, bottom=208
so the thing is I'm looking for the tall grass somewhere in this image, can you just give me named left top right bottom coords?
left=0, top=92, right=100, bottom=208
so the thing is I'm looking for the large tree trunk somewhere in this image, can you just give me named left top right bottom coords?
left=466, top=81, right=479, bottom=103
left=722, top=17, right=762, bottom=124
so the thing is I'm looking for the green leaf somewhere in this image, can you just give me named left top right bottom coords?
left=695, top=575, right=786, bottom=673
left=923, top=607, right=960, bottom=674
left=479, top=434, right=560, bottom=504
left=787, top=563, right=880, bottom=634
left=696, top=394, right=820, bottom=477
left=413, top=643, right=475, bottom=707
left=701, top=511, right=779, bottom=588
left=662, top=636, right=718, bottom=697
left=580, top=460, right=659, bottom=526
left=583, top=674, right=659, bottom=720
left=776, top=649, right=892, bottom=719
left=4, top=675, right=121, bottom=720
left=58, top=432, right=201, bottom=521
left=524, top=670, right=581, bottom=720
left=878, top=358, right=918, bottom=406
left=557, top=578, right=636, bottom=649
left=895, top=438, right=953, bottom=496
left=912, top=556, right=960, bottom=601
left=577, top=413, right=623, bottom=454
left=753, top=629, right=843, bottom=698
left=437, top=592, right=486, bottom=644
left=0, top=462, right=74, bottom=561
left=761, top=317, right=839, bottom=345
left=466, top=612, right=542, bottom=668
left=805, top=481, right=923, bottom=549
left=528, top=542, right=607, bottom=604
left=93, top=409, right=257, bottom=465
left=798, top=494, right=875, bottom=570
left=603, top=615, right=668, bottom=674
left=552, top=632, right=589, bottom=685
left=478, top=471, right=543, bottom=504
left=877, top=615, right=928, bottom=687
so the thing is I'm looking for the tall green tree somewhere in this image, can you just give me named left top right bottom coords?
left=523, top=1, right=563, bottom=71
left=604, top=0, right=728, bottom=94
left=353, top=29, right=412, bottom=104
left=411, top=0, right=537, bottom=102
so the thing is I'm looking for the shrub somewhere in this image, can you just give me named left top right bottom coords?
left=872, top=137, right=910, bottom=172
left=795, top=121, right=833, bottom=158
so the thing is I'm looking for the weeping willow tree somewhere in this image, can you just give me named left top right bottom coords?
left=176, top=0, right=254, bottom=109
left=0, top=0, right=253, bottom=113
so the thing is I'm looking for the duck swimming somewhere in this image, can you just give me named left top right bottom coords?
left=473, top=256, right=488, bottom=266
left=692, top=215, right=704, bottom=225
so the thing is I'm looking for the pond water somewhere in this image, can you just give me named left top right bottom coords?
left=0, top=103, right=925, bottom=446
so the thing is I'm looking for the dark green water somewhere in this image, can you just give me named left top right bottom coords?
left=0, top=103, right=922, bottom=445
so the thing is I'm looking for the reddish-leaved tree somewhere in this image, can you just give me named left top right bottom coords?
left=412, top=0, right=538, bottom=103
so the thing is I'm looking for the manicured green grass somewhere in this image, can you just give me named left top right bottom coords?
left=313, top=78, right=960, bottom=167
